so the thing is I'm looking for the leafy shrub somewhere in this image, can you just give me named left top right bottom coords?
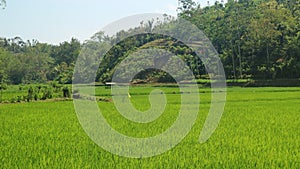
left=0, top=83, right=8, bottom=90
left=62, top=86, right=70, bottom=98
left=41, top=87, right=53, bottom=100
left=34, top=93, right=38, bottom=101
left=27, top=86, right=34, bottom=102
left=10, top=97, right=16, bottom=103
left=17, top=96, right=22, bottom=103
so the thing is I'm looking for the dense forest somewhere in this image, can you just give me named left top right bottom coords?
left=179, top=0, right=300, bottom=80
left=0, top=0, right=300, bottom=85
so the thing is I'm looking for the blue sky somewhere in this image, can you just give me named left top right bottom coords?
left=0, top=0, right=222, bottom=44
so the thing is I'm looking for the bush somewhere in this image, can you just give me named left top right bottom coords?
left=27, top=86, right=34, bottom=102
left=22, top=96, right=27, bottom=102
left=0, top=83, right=8, bottom=103
left=62, top=86, right=70, bottom=98
left=50, top=81, right=62, bottom=92
left=34, top=93, right=38, bottom=101
left=50, top=81, right=58, bottom=88
left=0, top=83, right=8, bottom=90
left=41, top=87, right=53, bottom=100
left=36, top=85, right=42, bottom=93
left=10, top=97, right=16, bottom=103
left=17, top=96, right=22, bottom=103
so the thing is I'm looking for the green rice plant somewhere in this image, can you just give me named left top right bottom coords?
left=0, top=87, right=299, bottom=168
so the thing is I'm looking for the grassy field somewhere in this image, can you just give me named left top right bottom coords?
left=0, top=86, right=300, bottom=168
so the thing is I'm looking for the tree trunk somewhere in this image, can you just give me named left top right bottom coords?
left=266, top=43, right=270, bottom=68
left=231, top=40, right=237, bottom=80
left=238, top=39, right=242, bottom=78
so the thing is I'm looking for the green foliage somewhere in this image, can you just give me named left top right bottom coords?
left=50, top=38, right=80, bottom=65
left=0, top=83, right=7, bottom=103
left=17, top=95, right=22, bottom=103
left=27, top=86, right=34, bottom=102
left=94, top=33, right=205, bottom=83
left=0, top=83, right=7, bottom=90
left=0, top=38, right=79, bottom=84
left=178, top=0, right=300, bottom=79
left=1, top=0, right=300, bottom=84
left=41, top=87, right=53, bottom=100
left=0, top=84, right=69, bottom=103
left=62, top=86, right=71, bottom=98
left=53, top=62, right=74, bottom=84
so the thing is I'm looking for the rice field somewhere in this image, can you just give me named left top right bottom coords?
left=0, top=86, right=300, bottom=168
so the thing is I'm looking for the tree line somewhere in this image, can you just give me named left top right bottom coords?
left=1, top=0, right=300, bottom=86
left=0, top=37, right=80, bottom=84
left=179, top=0, right=300, bottom=79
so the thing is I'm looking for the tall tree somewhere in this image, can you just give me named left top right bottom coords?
left=50, top=38, right=81, bottom=65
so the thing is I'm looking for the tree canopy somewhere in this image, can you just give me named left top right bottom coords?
left=0, top=0, right=299, bottom=85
